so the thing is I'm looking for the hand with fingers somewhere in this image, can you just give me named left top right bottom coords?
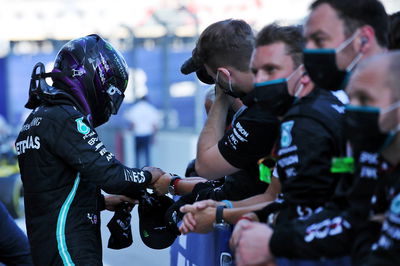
left=152, top=173, right=172, bottom=195
left=104, top=195, right=139, bottom=212
left=230, top=221, right=275, bottom=266
left=142, top=166, right=166, bottom=186
left=179, top=199, right=227, bottom=234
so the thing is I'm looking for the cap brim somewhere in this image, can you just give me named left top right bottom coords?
left=180, top=57, right=201, bottom=75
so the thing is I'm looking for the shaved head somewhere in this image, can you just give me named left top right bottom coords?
left=347, top=51, right=400, bottom=132
left=351, top=51, right=400, bottom=99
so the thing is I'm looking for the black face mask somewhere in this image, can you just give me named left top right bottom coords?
left=345, top=105, right=394, bottom=156
left=243, top=78, right=295, bottom=116
left=303, top=32, right=362, bottom=91
left=303, top=50, right=348, bottom=91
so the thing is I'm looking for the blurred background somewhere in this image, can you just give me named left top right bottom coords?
left=0, top=0, right=398, bottom=265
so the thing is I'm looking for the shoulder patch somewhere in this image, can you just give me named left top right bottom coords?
left=280, top=120, right=294, bottom=148
left=75, top=117, right=90, bottom=135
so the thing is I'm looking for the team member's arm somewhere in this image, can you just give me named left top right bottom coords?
left=195, top=84, right=239, bottom=178
left=152, top=173, right=207, bottom=195
left=230, top=208, right=353, bottom=265
left=366, top=190, right=400, bottom=266
left=52, top=112, right=163, bottom=196
left=230, top=220, right=275, bottom=266
left=179, top=200, right=270, bottom=234
left=233, top=177, right=281, bottom=208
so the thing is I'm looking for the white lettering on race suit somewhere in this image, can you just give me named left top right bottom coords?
left=15, top=136, right=41, bottom=155
left=304, top=216, right=351, bottom=242
left=374, top=219, right=400, bottom=250
left=278, top=155, right=299, bottom=168
left=20, top=117, right=42, bottom=132
left=278, top=145, right=298, bottom=156
left=106, top=153, right=113, bottom=162
left=95, top=142, right=103, bottom=151
left=225, top=122, right=250, bottom=150
left=83, top=131, right=95, bottom=140
left=124, top=169, right=146, bottom=183
left=359, top=151, right=379, bottom=164
left=232, top=128, right=247, bottom=142
left=88, top=137, right=99, bottom=146
left=360, top=166, right=378, bottom=179
left=285, top=167, right=297, bottom=178
left=235, top=122, right=249, bottom=138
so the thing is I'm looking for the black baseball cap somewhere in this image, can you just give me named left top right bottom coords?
left=138, top=191, right=178, bottom=249
left=180, top=56, right=214, bottom=85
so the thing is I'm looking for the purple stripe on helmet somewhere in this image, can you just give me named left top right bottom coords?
left=52, top=68, right=92, bottom=115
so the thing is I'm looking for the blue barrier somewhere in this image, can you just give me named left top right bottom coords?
left=170, top=227, right=351, bottom=266
left=170, top=225, right=233, bottom=266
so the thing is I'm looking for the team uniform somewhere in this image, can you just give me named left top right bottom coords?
left=16, top=96, right=151, bottom=265
left=274, top=88, right=346, bottom=221
left=366, top=165, right=400, bottom=265
left=217, top=100, right=280, bottom=195
left=268, top=148, right=384, bottom=262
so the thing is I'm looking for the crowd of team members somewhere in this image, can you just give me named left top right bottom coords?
left=150, top=0, right=400, bottom=265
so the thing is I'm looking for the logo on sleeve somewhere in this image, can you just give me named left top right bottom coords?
left=280, top=121, right=294, bottom=148
left=390, top=194, right=400, bottom=215
left=75, top=117, right=90, bottom=135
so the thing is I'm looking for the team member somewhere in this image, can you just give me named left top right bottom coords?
left=16, top=34, right=164, bottom=265
left=179, top=24, right=312, bottom=234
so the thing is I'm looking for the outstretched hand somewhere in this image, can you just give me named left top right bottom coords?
left=153, top=173, right=172, bottom=195
left=104, top=195, right=138, bottom=212
left=142, top=166, right=166, bottom=185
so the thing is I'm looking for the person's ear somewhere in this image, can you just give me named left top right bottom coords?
left=216, top=67, right=231, bottom=82
left=358, top=25, right=374, bottom=53
left=300, top=71, right=311, bottom=87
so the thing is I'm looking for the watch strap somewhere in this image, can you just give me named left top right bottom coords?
left=215, top=205, right=226, bottom=224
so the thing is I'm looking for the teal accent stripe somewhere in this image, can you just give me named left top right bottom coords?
left=254, top=78, right=286, bottom=87
left=56, top=174, right=80, bottom=266
left=303, top=48, right=335, bottom=54
left=345, top=104, right=380, bottom=113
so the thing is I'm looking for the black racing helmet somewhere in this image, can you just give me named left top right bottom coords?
left=53, top=34, right=129, bottom=127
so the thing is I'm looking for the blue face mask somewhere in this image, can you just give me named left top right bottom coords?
left=345, top=102, right=400, bottom=155
left=304, top=31, right=363, bottom=91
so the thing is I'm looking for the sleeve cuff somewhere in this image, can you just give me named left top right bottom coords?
left=142, top=170, right=152, bottom=185
left=98, top=194, right=106, bottom=211
left=269, top=225, right=295, bottom=258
